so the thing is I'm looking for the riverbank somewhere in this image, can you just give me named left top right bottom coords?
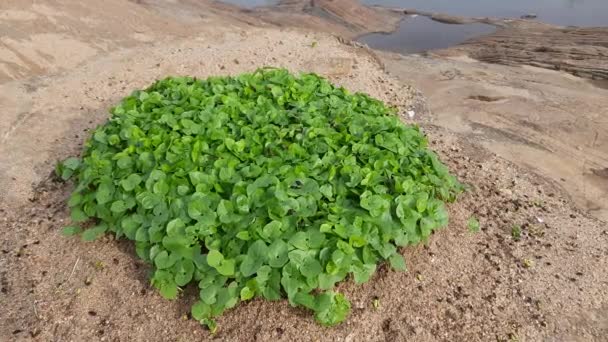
left=1, top=1, right=606, bottom=341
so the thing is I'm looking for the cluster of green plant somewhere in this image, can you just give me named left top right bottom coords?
left=59, top=68, right=462, bottom=329
left=511, top=225, right=522, bottom=240
left=468, top=216, right=480, bottom=232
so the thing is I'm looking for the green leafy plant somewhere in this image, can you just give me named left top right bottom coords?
left=511, top=225, right=521, bottom=240
left=56, top=157, right=80, bottom=181
left=58, top=68, right=462, bottom=329
left=467, top=216, right=480, bottom=232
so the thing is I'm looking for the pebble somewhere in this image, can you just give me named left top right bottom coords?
left=500, top=188, right=513, bottom=197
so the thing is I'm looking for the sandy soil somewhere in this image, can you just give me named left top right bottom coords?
left=378, top=52, right=608, bottom=223
left=1, top=1, right=607, bottom=342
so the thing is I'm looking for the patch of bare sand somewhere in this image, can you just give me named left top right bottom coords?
left=1, top=1, right=607, bottom=342
left=379, top=51, right=608, bottom=223
left=0, top=0, right=240, bottom=83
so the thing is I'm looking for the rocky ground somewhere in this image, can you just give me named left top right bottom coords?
left=1, top=1, right=606, bottom=341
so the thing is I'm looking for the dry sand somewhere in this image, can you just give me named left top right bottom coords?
left=1, top=1, right=606, bottom=341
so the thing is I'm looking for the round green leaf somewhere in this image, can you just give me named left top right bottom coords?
left=206, top=250, right=223, bottom=268
left=154, top=250, right=176, bottom=269
left=191, top=301, right=211, bottom=321
left=388, top=253, right=407, bottom=271
left=216, top=259, right=235, bottom=276
left=81, top=224, right=107, bottom=242
left=268, top=239, right=288, bottom=268
left=240, top=286, right=255, bottom=301
left=175, top=259, right=195, bottom=286
left=110, top=200, right=127, bottom=213
left=61, top=225, right=82, bottom=236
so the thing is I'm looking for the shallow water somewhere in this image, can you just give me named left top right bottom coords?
left=358, top=16, right=495, bottom=54
left=360, top=0, right=608, bottom=54
left=363, top=0, right=608, bottom=27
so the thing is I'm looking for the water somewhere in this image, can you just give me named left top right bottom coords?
left=362, top=0, right=608, bottom=27
left=359, top=16, right=496, bottom=54
left=359, top=0, right=608, bottom=54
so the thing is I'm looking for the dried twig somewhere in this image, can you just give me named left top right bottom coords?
left=33, top=300, right=39, bottom=319
left=67, top=257, right=80, bottom=283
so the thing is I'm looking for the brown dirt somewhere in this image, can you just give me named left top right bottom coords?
left=1, top=1, right=607, bottom=342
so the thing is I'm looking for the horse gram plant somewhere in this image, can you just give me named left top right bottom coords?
left=58, top=68, right=462, bottom=329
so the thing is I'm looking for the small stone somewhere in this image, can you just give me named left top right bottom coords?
left=500, top=188, right=513, bottom=197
